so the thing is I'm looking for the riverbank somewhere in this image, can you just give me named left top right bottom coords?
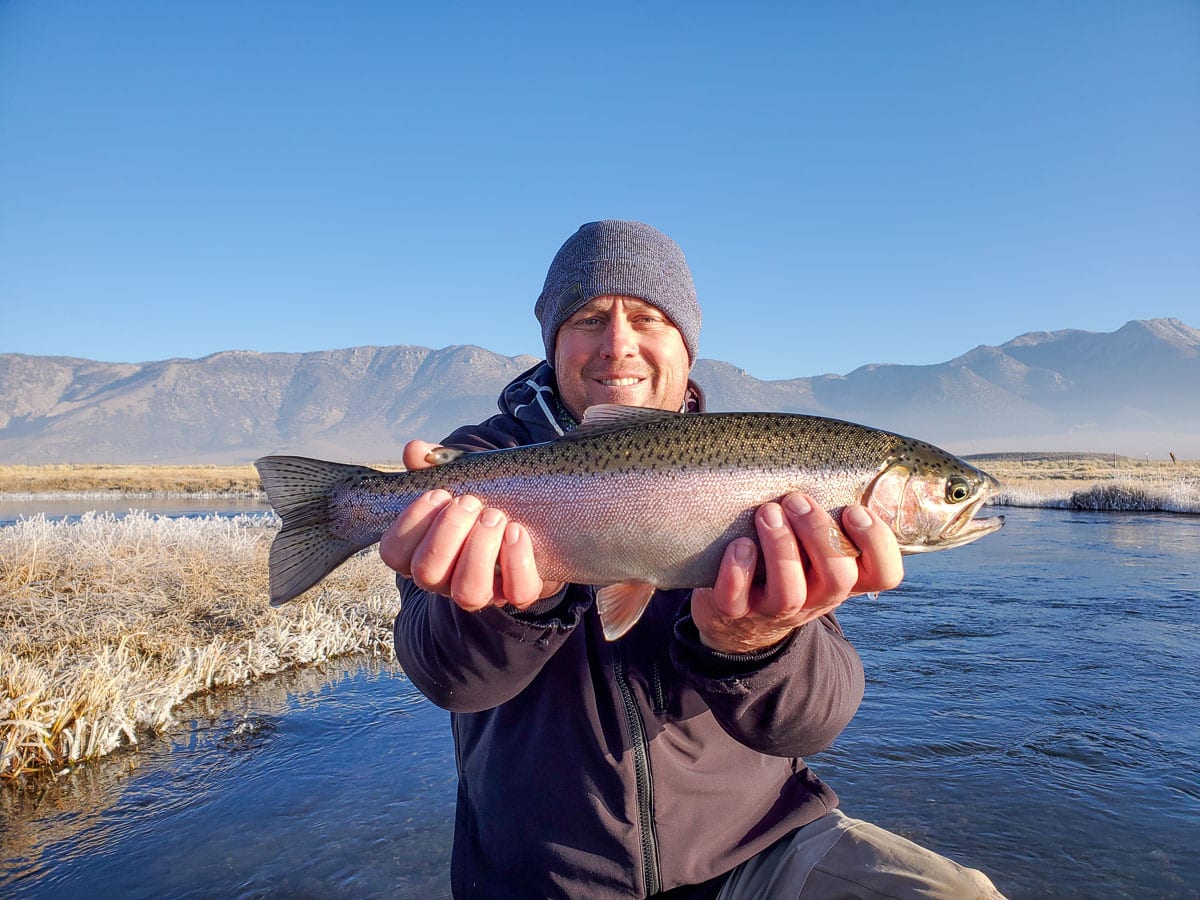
left=0, top=464, right=264, bottom=497
left=1, top=511, right=398, bottom=781
left=970, top=452, right=1200, bottom=513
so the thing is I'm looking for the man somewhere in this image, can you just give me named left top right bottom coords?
left=381, top=221, right=1005, bottom=898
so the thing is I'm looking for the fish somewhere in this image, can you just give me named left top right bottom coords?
left=254, top=404, right=1004, bottom=640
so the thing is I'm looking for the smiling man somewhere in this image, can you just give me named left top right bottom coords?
left=380, top=221, right=1006, bottom=898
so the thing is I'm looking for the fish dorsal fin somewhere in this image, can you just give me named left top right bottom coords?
left=596, top=581, right=658, bottom=641
left=564, top=404, right=680, bottom=441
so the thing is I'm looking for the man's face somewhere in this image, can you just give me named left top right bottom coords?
left=553, top=295, right=691, bottom=420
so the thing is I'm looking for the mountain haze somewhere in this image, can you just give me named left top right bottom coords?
left=1, top=319, right=1197, bottom=464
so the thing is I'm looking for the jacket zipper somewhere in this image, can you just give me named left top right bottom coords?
left=614, top=642, right=661, bottom=895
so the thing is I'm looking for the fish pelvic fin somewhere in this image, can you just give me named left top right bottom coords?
left=254, top=455, right=382, bottom=605
left=596, top=581, right=657, bottom=641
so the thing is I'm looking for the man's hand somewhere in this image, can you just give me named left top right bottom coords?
left=691, top=492, right=903, bottom=655
left=378, top=440, right=564, bottom=611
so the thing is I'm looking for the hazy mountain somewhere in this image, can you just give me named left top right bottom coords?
left=2, top=318, right=1197, bottom=464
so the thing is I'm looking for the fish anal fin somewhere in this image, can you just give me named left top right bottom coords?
left=596, top=581, right=657, bottom=641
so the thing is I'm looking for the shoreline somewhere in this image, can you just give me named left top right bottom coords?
left=1, top=511, right=398, bottom=782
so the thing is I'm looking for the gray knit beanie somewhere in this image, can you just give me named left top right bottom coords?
left=534, top=220, right=701, bottom=364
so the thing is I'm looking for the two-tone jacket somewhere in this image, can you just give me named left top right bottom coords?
left=393, top=363, right=865, bottom=899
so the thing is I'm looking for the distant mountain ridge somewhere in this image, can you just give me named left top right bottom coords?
left=1, top=318, right=1197, bottom=464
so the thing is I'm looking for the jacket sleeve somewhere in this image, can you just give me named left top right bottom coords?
left=670, top=608, right=865, bottom=758
left=394, top=579, right=591, bottom=713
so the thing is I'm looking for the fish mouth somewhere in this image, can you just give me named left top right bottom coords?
left=897, top=468, right=1008, bottom=554
left=933, top=506, right=1006, bottom=552
left=907, top=474, right=1005, bottom=554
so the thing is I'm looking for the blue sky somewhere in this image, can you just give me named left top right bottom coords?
left=1, top=1, right=1197, bottom=381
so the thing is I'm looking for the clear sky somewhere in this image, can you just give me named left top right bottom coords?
left=1, top=1, right=1197, bottom=381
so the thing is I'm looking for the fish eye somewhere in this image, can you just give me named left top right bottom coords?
left=946, top=476, right=972, bottom=504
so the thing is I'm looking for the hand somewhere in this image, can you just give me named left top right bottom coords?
left=378, top=440, right=564, bottom=611
left=691, top=492, right=904, bottom=655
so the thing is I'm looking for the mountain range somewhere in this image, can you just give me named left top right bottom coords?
left=1, top=318, right=1197, bottom=464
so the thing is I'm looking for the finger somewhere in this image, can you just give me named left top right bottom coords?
left=782, top=494, right=861, bottom=611
left=450, top=507, right=508, bottom=611
left=379, top=489, right=453, bottom=576
left=410, top=494, right=483, bottom=594
left=498, top=523, right=544, bottom=609
left=753, top=500, right=808, bottom=617
left=403, top=440, right=442, bottom=471
left=841, top=505, right=904, bottom=594
left=703, top=538, right=757, bottom=620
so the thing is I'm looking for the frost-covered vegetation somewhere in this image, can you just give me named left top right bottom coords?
left=0, top=512, right=398, bottom=781
left=976, top=453, right=1200, bottom=514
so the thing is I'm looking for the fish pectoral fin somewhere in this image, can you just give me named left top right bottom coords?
left=424, top=447, right=466, bottom=465
left=826, top=526, right=862, bottom=558
left=596, top=581, right=657, bottom=641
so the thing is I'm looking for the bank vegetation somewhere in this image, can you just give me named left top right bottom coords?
left=1, top=511, right=397, bottom=781
left=970, top=453, right=1200, bottom=514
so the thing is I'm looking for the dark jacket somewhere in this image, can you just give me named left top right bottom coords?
left=393, top=363, right=865, bottom=899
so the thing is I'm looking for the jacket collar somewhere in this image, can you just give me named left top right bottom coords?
left=497, top=361, right=706, bottom=439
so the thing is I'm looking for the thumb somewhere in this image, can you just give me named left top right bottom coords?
left=403, top=440, right=443, bottom=471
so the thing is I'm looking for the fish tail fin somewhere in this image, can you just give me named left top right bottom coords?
left=254, top=455, right=382, bottom=605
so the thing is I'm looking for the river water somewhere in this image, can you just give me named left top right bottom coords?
left=0, top=497, right=271, bottom=528
left=1, top=507, right=1197, bottom=898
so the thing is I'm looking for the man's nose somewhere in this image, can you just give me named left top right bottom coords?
left=600, top=318, right=637, bottom=358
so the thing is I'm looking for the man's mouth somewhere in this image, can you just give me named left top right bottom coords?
left=597, top=377, right=642, bottom=387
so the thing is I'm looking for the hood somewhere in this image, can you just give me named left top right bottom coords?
left=497, top=361, right=707, bottom=439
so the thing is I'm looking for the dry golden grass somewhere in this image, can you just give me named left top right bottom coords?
left=0, top=462, right=406, bottom=497
left=971, top=452, right=1200, bottom=490
left=1, top=511, right=399, bottom=781
left=0, top=464, right=263, bottom=496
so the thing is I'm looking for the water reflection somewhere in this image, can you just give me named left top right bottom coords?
left=1, top=662, right=456, bottom=899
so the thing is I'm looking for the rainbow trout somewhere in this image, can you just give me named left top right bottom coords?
left=255, top=404, right=1003, bottom=640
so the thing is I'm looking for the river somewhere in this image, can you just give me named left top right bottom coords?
left=1, top=507, right=1198, bottom=898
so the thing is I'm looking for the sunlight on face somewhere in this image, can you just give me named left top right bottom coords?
left=553, top=295, right=691, bottom=421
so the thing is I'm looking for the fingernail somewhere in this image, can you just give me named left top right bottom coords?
left=458, top=495, right=482, bottom=513
left=784, top=493, right=812, bottom=516
left=479, top=508, right=504, bottom=527
left=504, top=523, right=522, bottom=545
left=845, top=506, right=873, bottom=529
left=761, top=503, right=785, bottom=528
left=426, top=489, right=452, bottom=505
left=733, top=539, right=755, bottom=565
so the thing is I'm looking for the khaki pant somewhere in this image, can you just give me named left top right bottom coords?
left=717, top=810, right=1007, bottom=900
